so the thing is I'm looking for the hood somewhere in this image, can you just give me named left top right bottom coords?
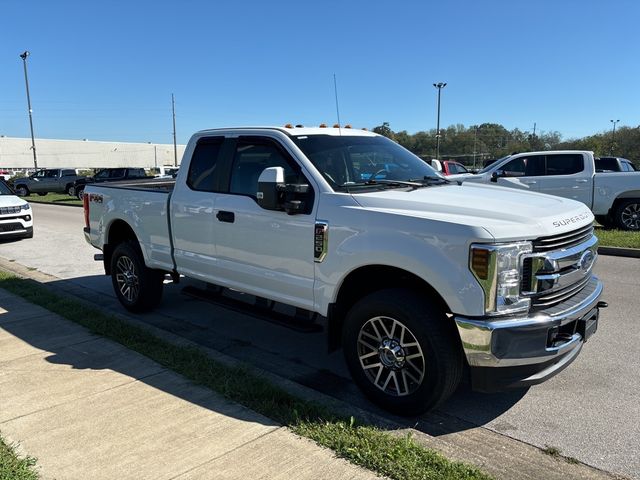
left=0, top=194, right=29, bottom=209
left=351, top=182, right=593, bottom=240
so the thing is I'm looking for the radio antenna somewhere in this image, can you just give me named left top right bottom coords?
left=333, top=74, right=342, bottom=135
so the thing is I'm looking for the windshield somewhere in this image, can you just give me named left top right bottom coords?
left=478, top=156, right=511, bottom=174
left=0, top=181, right=14, bottom=195
left=291, top=134, right=442, bottom=191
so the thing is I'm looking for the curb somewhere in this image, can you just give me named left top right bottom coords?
left=27, top=200, right=83, bottom=208
left=598, top=246, right=640, bottom=258
left=0, top=258, right=624, bottom=480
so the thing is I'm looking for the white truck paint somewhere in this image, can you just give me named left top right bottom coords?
left=452, top=150, right=640, bottom=230
left=83, top=127, right=604, bottom=414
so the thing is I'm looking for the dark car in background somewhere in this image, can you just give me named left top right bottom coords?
left=13, top=168, right=82, bottom=196
left=69, top=168, right=147, bottom=199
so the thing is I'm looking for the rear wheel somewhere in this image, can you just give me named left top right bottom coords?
left=65, top=184, right=74, bottom=195
left=615, top=199, right=640, bottom=231
left=110, top=241, right=164, bottom=312
left=37, top=192, right=47, bottom=196
left=342, top=288, right=463, bottom=415
left=76, top=188, right=85, bottom=200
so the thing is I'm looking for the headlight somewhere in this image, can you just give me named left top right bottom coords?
left=470, top=242, right=532, bottom=315
left=20, top=203, right=31, bottom=211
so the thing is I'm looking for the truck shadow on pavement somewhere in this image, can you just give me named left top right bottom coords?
left=0, top=275, right=529, bottom=438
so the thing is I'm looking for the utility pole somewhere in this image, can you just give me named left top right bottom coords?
left=20, top=51, right=38, bottom=170
left=610, top=119, right=619, bottom=155
left=172, top=93, right=178, bottom=167
left=473, top=126, right=478, bottom=169
left=433, top=82, right=446, bottom=159
left=533, top=122, right=536, bottom=136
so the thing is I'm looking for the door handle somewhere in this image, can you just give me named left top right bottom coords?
left=522, top=180, right=537, bottom=185
left=575, top=179, right=589, bottom=183
left=216, top=211, right=235, bottom=223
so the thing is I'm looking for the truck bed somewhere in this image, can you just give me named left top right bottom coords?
left=95, top=177, right=176, bottom=193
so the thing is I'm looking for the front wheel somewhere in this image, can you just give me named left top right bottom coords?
left=15, top=186, right=29, bottom=196
left=110, top=241, right=164, bottom=312
left=615, top=199, right=640, bottom=231
left=342, top=288, right=463, bottom=415
left=76, top=188, right=85, bottom=200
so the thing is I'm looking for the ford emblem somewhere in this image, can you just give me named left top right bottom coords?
left=578, top=250, right=595, bottom=272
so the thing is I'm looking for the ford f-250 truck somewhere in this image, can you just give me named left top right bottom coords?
left=452, top=150, right=640, bottom=230
left=83, top=127, right=605, bottom=414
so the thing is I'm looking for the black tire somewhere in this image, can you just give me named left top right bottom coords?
left=15, top=185, right=29, bottom=197
left=342, top=288, right=463, bottom=416
left=614, top=199, right=640, bottom=231
left=110, top=241, right=164, bottom=312
left=65, top=184, right=74, bottom=195
left=595, top=215, right=615, bottom=229
left=37, top=192, right=47, bottom=196
left=76, top=188, right=85, bottom=200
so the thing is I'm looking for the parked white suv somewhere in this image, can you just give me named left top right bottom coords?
left=0, top=179, right=33, bottom=239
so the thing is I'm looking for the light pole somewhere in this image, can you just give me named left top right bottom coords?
left=610, top=119, right=620, bottom=155
left=19, top=51, right=38, bottom=170
left=433, top=82, right=446, bottom=159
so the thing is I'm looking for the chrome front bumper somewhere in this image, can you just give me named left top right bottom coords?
left=454, top=275, right=603, bottom=389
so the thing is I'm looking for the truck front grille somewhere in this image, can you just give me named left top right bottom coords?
left=532, top=224, right=594, bottom=252
left=521, top=224, right=598, bottom=310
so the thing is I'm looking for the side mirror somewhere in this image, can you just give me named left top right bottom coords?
left=490, top=170, right=504, bottom=182
left=257, top=166, right=310, bottom=215
left=257, top=167, right=285, bottom=211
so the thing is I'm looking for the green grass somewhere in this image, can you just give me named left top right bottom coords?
left=0, top=271, right=492, bottom=480
left=23, top=193, right=82, bottom=206
left=0, top=435, right=39, bottom=480
left=595, top=228, right=640, bottom=249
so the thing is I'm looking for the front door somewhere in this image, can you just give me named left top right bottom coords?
left=210, top=136, right=316, bottom=310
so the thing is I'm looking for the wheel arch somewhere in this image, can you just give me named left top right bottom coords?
left=103, top=219, right=140, bottom=275
left=327, top=265, right=452, bottom=351
left=610, top=191, right=640, bottom=214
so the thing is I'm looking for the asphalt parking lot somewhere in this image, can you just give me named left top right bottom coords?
left=1, top=203, right=639, bottom=479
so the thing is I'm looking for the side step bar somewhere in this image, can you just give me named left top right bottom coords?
left=181, top=285, right=323, bottom=333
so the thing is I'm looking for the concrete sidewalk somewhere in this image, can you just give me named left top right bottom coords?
left=0, top=288, right=380, bottom=480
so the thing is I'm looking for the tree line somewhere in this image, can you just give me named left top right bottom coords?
left=372, top=122, right=640, bottom=168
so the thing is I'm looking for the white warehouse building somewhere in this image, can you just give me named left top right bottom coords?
left=0, top=136, right=186, bottom=170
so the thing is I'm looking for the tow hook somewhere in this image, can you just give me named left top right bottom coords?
left=597, top=301, right=608, bottom=308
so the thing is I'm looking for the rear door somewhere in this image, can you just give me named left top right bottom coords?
left=535, top=153, right=592, bottom=206
left=170, top=136, right=230, bottom=281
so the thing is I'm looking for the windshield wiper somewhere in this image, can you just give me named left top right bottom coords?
left=409, top=176, right=451, bottom=185
left=363, top=178, right=423, bottom=188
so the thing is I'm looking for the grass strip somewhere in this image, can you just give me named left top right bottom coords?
left=0, top=271, right=491, bottom=480
left=0, top=435, right=39, bottom=480
left=23, top=193, right=82, bottom=207
left=595, top=228, right=640, bottom=249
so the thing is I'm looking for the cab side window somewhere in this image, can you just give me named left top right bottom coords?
left=545, top=154, right=584, bottom=175
left=229, top=140, right=298, bottom=197
left=502, top=155, right=544, bottom=176
left=187, top=137, right=224, bottom=192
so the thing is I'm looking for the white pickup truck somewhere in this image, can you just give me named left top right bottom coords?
left=83, top=127, right=605, bottom=414
left=454, top=151, right=640, bottom=230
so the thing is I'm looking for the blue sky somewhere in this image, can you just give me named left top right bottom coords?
left=1, top=0, right=638, bottom=144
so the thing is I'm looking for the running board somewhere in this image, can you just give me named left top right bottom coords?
left=181, top=285, right=323, bottom=333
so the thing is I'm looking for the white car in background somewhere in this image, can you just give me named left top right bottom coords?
left=0, top=179, right=33, bottom=240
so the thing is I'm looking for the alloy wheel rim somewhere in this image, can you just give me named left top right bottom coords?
left=357, top=316, right=425, bottom=397
left=621, top=203, right=640, bottom=230
left=115, top=255, right=139, bottom=302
